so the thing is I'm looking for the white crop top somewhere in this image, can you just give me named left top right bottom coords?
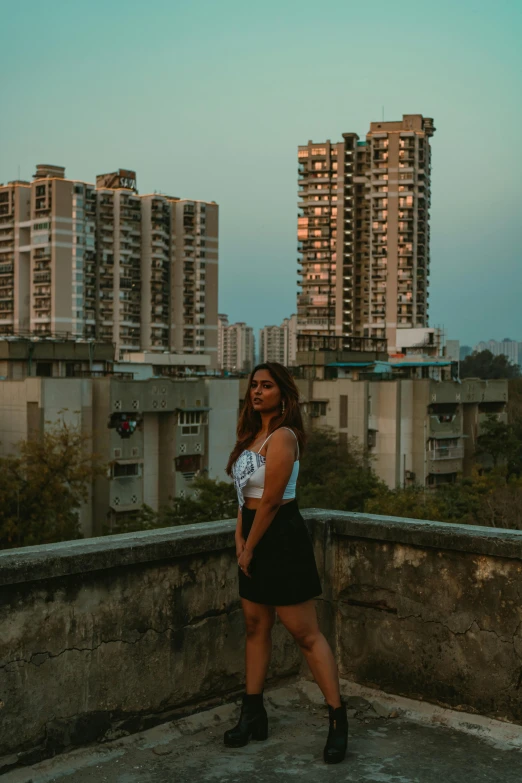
left=232, top=427, right=300, bottom=507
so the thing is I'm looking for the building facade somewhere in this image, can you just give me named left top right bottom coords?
left=0, top=166, right=218, bottom=366
left=259, top=314, right=297, bottom=366
left=0, top=349, right=239, bottom=537
left=239, top=373, right=507, bottom=490
left=297, top=114, right=436, bottom=353
left=218, top=315, right=255, bottom=373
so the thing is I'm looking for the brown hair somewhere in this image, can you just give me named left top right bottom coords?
left=226, top=362, right=305, bottom=475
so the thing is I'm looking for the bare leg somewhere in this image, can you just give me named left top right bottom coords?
left=276, top=600, right=341, bottom=708
left=242, top=598, right=276, bottom=694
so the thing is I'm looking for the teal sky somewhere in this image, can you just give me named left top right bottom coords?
left=1, top=0, right=521, bottom=348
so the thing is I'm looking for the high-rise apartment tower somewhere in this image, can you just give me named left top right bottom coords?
left=259, top=314, right=297, bottom=366
left=218, top=315, right=255, bottom=373
left=0, top=166, right=218, bottom=365
left=297, top=114, right=435, bottom=352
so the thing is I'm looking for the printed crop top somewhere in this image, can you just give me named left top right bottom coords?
left=232, top=427, right=300, bottom=507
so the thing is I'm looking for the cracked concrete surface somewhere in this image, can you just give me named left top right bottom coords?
left=4, top=512, right=522, bottom=764
left=3, top=680, right=522, bottom=783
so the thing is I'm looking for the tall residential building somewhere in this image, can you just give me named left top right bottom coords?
left=217, top=313, right=228, bottom=369
left=297, top=114, right=436, bottom=353
left=259, top=314, right=298, bottom=366
left=218, top=315, right=254, bottom=373
left=0, top=165, right=219, bottom=366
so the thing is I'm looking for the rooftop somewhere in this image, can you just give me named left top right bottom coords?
left=2, top=510, right=522, bottom=779
left=4, top=679, right=521, bottom=782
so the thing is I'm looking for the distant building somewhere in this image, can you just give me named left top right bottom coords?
left=0, top=165, right=218, bottom=365
left=218, top=315, right=255, bottom=373
left=444, top=340, right=460, bottom=362
left=259, top=325, right=285, bottom=364
left=259, top=314, right=298, bottom=366
left=217, top=314, right=228, bottom=369
left=460, top=345, right=473, bottom=360
left=474, top=339, right=519, bottom=367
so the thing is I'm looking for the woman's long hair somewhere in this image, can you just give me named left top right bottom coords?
left=226, top=362, right=305, bottom=475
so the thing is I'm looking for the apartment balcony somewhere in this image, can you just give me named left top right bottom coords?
left=429, top=447, right=464, bottom=461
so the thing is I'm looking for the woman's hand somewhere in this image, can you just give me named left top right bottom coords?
left=238, top=546, right=254, bottom=578
left=235, top=535, right=246, bottom=560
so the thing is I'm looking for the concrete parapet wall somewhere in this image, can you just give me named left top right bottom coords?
left=1, top=511, right=522, bottom=769
left=0, top=524, right=300, bottom=770
left=309, top=511, right=522, bottom=724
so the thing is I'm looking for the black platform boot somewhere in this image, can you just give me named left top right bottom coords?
left=323, top=702, right=348, bottom=764
left=223, top=693, right=268, bottom=748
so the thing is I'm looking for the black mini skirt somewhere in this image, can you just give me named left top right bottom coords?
left=238, top=499, right=322, bottom=606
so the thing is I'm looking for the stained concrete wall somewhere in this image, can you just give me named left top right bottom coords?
left=317, top=511, right=522, bottom=722
left=0, top=524, right=301, bottom=771
left=1, top=511, right=522, bottom=771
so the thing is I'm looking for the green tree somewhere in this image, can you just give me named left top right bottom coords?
left=460, top=350, right=520, bottom=380
left=476, top=414, right=520, bottom=468
left=298, top=427, right=384, bottom=511
left=365, top=485, right=446, bottom=521
left=0, top=421, right=105, bottom=549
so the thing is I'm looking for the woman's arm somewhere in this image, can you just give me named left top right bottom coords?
left=235, top=506, right=245, bottom=559
left=242, top=429, right=296, bottom=555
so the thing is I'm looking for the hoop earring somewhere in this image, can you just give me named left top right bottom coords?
left=281, top=400, right=285, bottom=414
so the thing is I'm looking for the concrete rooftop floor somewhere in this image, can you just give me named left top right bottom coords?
left=4, top=679, right=522, bottom=783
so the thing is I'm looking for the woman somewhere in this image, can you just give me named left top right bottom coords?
left=223, top=362, right=347, bottom=764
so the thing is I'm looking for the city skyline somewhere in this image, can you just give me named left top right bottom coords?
left=1, top=0, right=521, bottom=346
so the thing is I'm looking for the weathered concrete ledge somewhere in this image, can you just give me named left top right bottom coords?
left=1, top=509, right=522, bottom=772
left=0, top=520, right=236, bottom=586
left=3, top=510, right=522, bottom=587
left=306, top=508, right=522, bottom=559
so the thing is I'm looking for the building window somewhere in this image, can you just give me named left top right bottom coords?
left=35, top=362, right=52, bottom=377
left=339, top=395, right=348, bottom=428
left=174, top=454, right=202, bottom=479
left=310, top=401, right=327, bottom=417
left=113, top=462, right=140, bottom=478
left=178, top=410, right=207, bottom=434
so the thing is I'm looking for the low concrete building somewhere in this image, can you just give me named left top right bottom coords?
left=287, top=335, right=504, bottom=488
left=296, top=376, right=508, bottom=488
left=0, top=340, right=239, bottom=537
left=238, top=372, right=508, bottom=489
